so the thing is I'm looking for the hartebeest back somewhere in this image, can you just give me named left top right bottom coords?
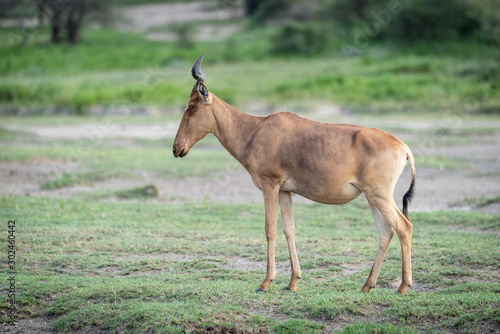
left=173, top=53, right=416, bottom=295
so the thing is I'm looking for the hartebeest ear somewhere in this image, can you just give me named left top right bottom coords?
left=196, top=82, right=209, bottom=103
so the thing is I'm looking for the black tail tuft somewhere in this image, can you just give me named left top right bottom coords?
left=402, top=178, right=415, bottom=220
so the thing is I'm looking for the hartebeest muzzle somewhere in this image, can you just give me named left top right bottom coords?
left=172, top=141, right=189, bottom=158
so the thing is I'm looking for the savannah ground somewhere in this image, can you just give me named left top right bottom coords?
left=1, top=1, right=500, bottom=333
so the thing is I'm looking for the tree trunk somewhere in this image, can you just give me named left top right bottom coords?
left=51, top=10, right=61, bottom=43
left=66, top=8, right=86, bottom=44
left=244, top=0, right=260, bottom=15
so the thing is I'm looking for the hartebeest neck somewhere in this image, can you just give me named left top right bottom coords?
left=210, top=95, right=262, bottom=165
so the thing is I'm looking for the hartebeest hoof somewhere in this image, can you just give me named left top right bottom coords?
left=396, top=284, right=410, bottom=295
left=284, top=276, right=300, bottom=291
left=360, top=283, right=375, bottom=293
left=396, top=281, right=412, bottom=295
left=257, top=279, right=274, bottom=292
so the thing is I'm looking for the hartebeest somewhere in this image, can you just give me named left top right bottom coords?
left=173, top=53, right=416, bottom=295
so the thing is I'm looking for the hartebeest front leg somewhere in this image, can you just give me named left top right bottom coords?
left=256, top=181, right=279, bottom=292
left=279, top=191, right=302, bottom=291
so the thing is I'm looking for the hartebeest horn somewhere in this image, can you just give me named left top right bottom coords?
left=191, top=52, right=206, bottom=83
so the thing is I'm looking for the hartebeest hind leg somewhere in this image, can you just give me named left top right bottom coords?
left=279, top=191, right=302, bottom=291
left=256, top=181, right=280, bottom=292
left=362, top=196, right=413, bottom=295
left=361, top=205, right=395, bottom=293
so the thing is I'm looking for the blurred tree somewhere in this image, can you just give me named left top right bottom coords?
left=38, top=0, right=109, bottom=44
left=170, top=22, right=196, bottom=49
left=0, top=0, right=35, bottom=19
left=326, top=0, right=372, bottom=26
left=462, top=0, right=500, bottom=46
left=0, top=0, right=16, bottom=17
left=271, top=21, right=328, bottom=56
left=244, top=0, right=290, bottom=21
left=325, top=0, right=485, bottom=42
left=387, top=0, right=480, bottom=41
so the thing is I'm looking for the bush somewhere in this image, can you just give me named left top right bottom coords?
left=386, top=0, right=480, bottom=41
left=245, top=0, right=290, bottom=22
left=271, top=21, right=328, bottom=56
left=325, top=0, right=484, bottom=42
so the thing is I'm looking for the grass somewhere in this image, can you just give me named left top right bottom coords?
left=414, top=155, right=474, bottom=171
left=477, top=196, right=500, bottom=208
left=0, top=196, right=498, bottom=332
left=453, top=195, right=500, bottom=209
left=115, top=184, right=159, bottom=199
left=40, top=170, right=137, bottom=190
left=1, top=25, right=499, bottom=114
left=0, top=137, right=241, bottom=178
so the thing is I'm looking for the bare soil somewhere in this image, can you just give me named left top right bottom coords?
left=0, top=318, right=54, bottom=334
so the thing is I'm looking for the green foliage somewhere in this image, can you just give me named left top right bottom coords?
left=323, top=0, right=495, bottom=43
left=271, top=22, right=329, bottom=56
left=385, top=0, right=480, bottom=41
left=169, top=22, right=196, bottom=49
left=245, top=0, right=290, bottom=22
left=115, top=0, right=205, bottom=3
left=1, top=26, right=499, bottom=114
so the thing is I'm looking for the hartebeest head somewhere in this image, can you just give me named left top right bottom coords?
left=172, top=52, right=215, bottom=158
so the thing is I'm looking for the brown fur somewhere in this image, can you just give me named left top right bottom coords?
left=173, top=86, right=416, bottom=295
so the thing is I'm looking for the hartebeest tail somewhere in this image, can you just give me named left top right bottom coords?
left=402, top=151, right=416, bottom=220
left=173, top=53, right=417, bottom=295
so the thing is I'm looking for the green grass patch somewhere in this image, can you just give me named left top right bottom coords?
left=0, top=197, right=498, bottom=332
left=1, top=26, right=499, bottom=114
left=115, top=184, right=159, bottom=199
left=338, top=322, right=416, bottom=333
left=414, top=155, right=474, bottom=170
left=450, top=195, right=500, bottom=209
left=0, top=141, right=241, bottom=178
left=477, top=195, right=500, bottom=208
left=0, top=126, right=36, bottom=142
left=40, top=170, right=137, bottom=190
